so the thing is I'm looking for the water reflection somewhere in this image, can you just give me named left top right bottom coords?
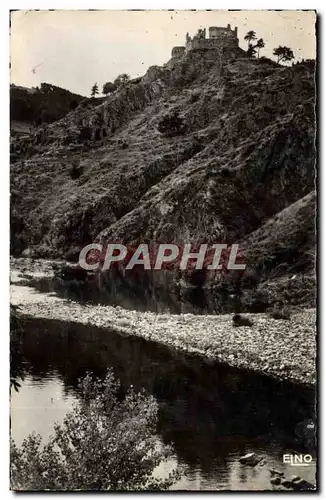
left=11, top=374, right=76, bottom=445
left=17, top=269, right=239, bottom=315
left=11, top=316, right=316, bottom=490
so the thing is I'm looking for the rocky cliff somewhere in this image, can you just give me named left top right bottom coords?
left=10, top=52, right=316, bottom=309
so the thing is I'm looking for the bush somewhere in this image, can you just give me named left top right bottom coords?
left=69, top=162, right=83, bottom=180
left=10, top=371, right=179, bottom=491
left=114, top=73, right=130, bottom=88
left=78, top=126, right=93, bottom=143
left=64, top=247, right=83, bottom=262
left=242, top=288, right=271, bottom=313
left=240, top=269, right=260, bottom=289
left=220, top=167, right=234, bottom=178
left=102, top=82, right=118, bottom=95
left=232, top=313, right=254, bottom=327
left=269, top=307, right=291, bottom=320
left=157, top=111, right=185, bottom=137
left=79, top=98, right=91, bottom=108
left=189, top=92, right=200, bottom=103
left=119, top=140, right=129, bottom=149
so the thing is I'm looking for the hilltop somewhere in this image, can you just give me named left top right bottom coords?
left=10, top=43, right=316, bottom=310
left=10, top=83, right=85, bottom=137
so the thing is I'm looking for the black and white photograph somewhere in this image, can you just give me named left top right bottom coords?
left=9, top=9, right=317, bottom=492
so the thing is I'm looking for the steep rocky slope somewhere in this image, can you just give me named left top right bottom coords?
left=10, top=52, right=316, bottom=308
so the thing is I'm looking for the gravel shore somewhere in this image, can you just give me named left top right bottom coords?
left=11, top=282, right=316, bottom=387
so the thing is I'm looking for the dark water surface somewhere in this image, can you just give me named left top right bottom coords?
left=16, top=268, right=240, bottom=315
left=11, top=314, right=316, bottom=491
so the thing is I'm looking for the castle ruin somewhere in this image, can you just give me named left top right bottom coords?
left=171, top=24, right=239, bottom=59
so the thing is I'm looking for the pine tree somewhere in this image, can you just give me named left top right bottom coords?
left=244, top=31, right=257, bottom=50
left=91, top=83, right=99, bottom=97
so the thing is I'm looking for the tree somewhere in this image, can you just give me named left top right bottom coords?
left=102, top=82, right=117, bottom=95
left=10, top=371, right=179, bottom=491
left=273, top=46, right=295, bottom=64
left=244, top=31, right=257, bottom=50
left=247, top=43, right=257, bottom=58
left=90, top=83, right=99, bottom=97
left=113, top=73, right=130, bottom=88
left=255, top=38, right=265, bottom=58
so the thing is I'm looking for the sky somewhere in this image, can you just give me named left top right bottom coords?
left=10, top=10, right=316, bottom=97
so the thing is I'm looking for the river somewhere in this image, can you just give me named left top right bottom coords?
left=10, top=262, right=316, bottom=490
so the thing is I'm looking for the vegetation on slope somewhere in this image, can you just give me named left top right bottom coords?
left=10, top=53, right=316, bottom=308
left=10, top=83, right=85, bottom=128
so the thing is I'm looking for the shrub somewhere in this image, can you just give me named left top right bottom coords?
left=102, top=82, right=117, bottom=95
left=232, top=314, right=254, bottom=327
left=220, top=167, right=233, bottom=178
left=269, top=307, right=291, bottom=320
left=79, top=98, right=92, bottom=108
left=10, top=371, right=179, bottom=491
left=189, top=92, right=200, bottom=103
left=157, top=111, right=185, bottom=137
left=63, top=247, right=82, bottom=262
left=240, top=269, right=260, bottom=289
left=94, top=128, right=102, bottom=142
left=78, top=126, right=92, bottom=143
left=114, top=73, right=130, bottom=88
left=69, top=162, right=83, bottom=180
left=242, top=288, right=271, bottom=313
left=69, top=100, right=79, bottom=110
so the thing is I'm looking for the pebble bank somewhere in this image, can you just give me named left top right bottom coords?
left=11, top=282, right=316, bottom=387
